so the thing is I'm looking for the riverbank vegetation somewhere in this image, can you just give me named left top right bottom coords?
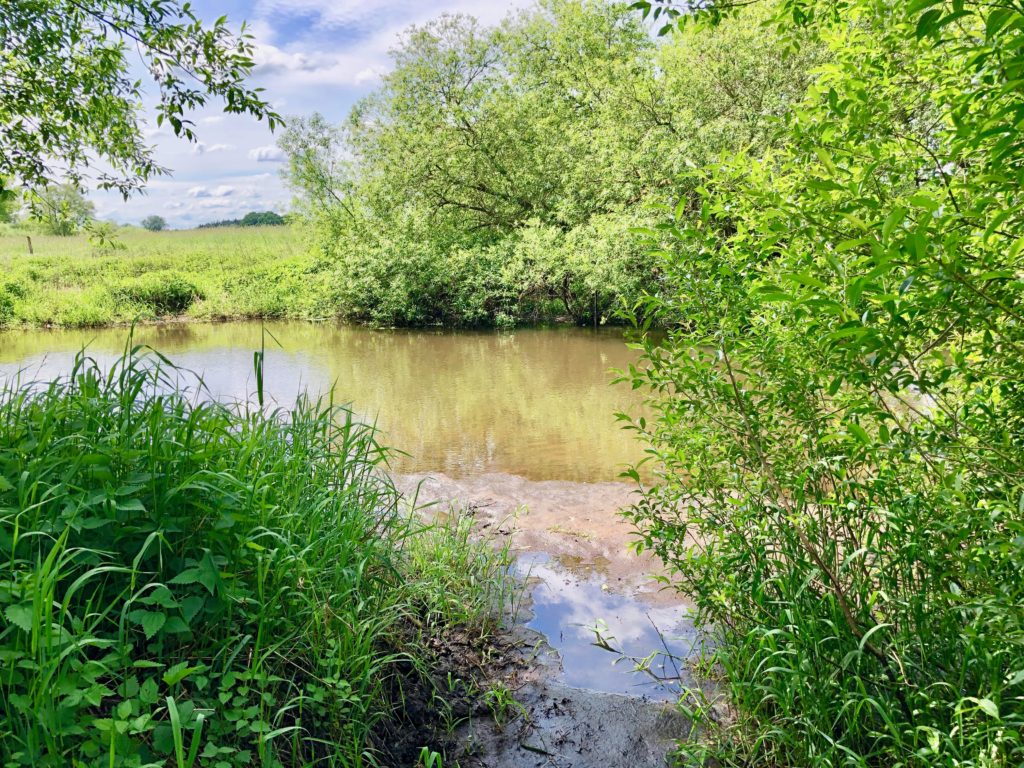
left=623, top=1, right=1024, bottom=766
left=0, top=348, right=512, bottom=766
left=0, top=227, right=333, bottom=328
left=280, top=1, right=819, bottom=327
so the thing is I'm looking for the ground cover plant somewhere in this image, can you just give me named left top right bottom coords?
left=0, top=226, right=335, bottom=328
left=0, top=345, right=511, bottom=766
left=623, top=0, right=1024, bottom=765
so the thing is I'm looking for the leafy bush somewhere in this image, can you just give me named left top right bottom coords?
left=280, top=1, right=817, bottom=328
left=116, top=273, right=203, bottom=314
left=624, top=1, right=1024, bottom=766
left=0, top=286, right=13, bottom=327
left=0, top=349, right=508, bottom=767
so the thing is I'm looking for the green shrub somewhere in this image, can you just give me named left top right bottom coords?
left=0, top=349, right=506, bottom=767
left=117, top=273, right=203, bottom=314
left=0, top=287, right=13, bottom=327
left=624, top=2, right=1024, bottom=766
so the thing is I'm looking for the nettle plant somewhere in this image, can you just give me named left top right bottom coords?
left=623, top=1, right=1024, bottom=766
left=0, top=350, right=408, bottom=767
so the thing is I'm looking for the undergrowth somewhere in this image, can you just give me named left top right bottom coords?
left=0, top=344, right=510, bottom=767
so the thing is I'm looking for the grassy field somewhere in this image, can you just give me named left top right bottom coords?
left=0, top=348, right=513, bottom=766
left=0, top=226, right=336, bottom=328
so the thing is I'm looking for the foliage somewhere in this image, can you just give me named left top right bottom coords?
left=115, top=273, right=203, bottom=314
left=29, top=184, right=96, bottom=236
left=280, top=0, right=818, bottom=327
left=0, top=0, right=279, bottom=198
left=0, top=226, right=336, bottom=327
left=622, top=1, right=1024, bottom=766
left=141, top=216, right=167, bottom=232
left=197, top=211, right=286, bottom=229
left=0, top=348, right=510, bottom=766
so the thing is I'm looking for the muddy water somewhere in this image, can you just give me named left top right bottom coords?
left=0, top=321, right=643, bottom=482
left=1, top=321, right=695, bottom=730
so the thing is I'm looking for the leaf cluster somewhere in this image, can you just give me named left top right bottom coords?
left=0, top=0, right=280, bottom=197
left=623, top=1, right=1024, bottom=765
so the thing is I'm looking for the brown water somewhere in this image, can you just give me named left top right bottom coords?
left=0, top=321, right=644, bottom=482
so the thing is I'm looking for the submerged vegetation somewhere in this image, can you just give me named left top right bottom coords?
left=623, top=1, right=1024, bottom=766
left=0, top=348, right=511, bottom=766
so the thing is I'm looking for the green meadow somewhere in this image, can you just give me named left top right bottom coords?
left=0, top=227, right=332, bottom=328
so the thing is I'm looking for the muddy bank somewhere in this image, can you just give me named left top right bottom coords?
left=395, top=472, right=704, bottom=767
left=395, top=472, right=682, bottom=604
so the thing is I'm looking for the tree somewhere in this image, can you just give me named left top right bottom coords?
left=625, top=1, right=1024, bottom=765
left=140, top=215, right=167, bottom=232
left=279, top=0, right=816, bottom=326
left=31, top=185, right=95, bottom=236
left=0, top=1, right=280, bottom=198
left=239, top=211, right=284, bottom=226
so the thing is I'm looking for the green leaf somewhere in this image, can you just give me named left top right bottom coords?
left=128, top=609, right=167, bottom=640
left=140, top=677, right=160, bottom=706
left=975, top=698, right=999, bottom=719
left=4, top=603, right=33, bottom=633
left=847, top=423, right=871, bottom=445
left=163, top=662, right=205, bottom=687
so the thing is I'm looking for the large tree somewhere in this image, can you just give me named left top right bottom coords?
left=279, top=0, right=816, bottom=326
left=0, top=1, right=279, bottom=198
left=31, top=184, right=96, bottom=235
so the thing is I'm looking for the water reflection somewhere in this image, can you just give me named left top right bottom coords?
left=518, top=553, right=698, bottom=700
left=0, top=321, right=644, bottom=482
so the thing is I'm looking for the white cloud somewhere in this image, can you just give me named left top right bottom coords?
left=200, top=115, right=226, bottom=125
left=354, top=66, right=386, bottom=85
left=192, top=142, right=234, bottom=155
left=187, top=184, right=236, bottom=198
left=249, top=145, right=286, bottom=162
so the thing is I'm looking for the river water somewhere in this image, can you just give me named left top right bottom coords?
left=0, top=320, right=696, bottom=703
left=0, top=321, right=644, bottom=483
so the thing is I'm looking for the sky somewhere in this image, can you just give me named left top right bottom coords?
left=92, top=0, right=531, bottom=229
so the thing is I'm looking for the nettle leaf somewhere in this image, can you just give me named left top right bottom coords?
left=128, top=609, right=167, bottom=640
left=140, top=677, right=160, bottom=706
left=170, top=550, right=221, bottom=595
left=163, top=662, right=206, bottom=687
left=4, top=603, right=33, bottom=632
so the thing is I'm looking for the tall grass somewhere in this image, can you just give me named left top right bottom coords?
left=0, top=226, right=336, bottom=328
left=0, top=345, right=508, bottom=766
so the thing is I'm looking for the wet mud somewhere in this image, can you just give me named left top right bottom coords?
left=395, top=472, right=703, bottom=767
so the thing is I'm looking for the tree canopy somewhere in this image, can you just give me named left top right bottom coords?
left=280, top=0, right=818, bottom=326
left=140, top=215, right=166, bottom=231
left=30, top=184, right=96, bottom=235
left=0, top=1, right=280, bottom=198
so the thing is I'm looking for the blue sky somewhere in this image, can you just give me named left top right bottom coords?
left=93, top=0, right=529, bottom=228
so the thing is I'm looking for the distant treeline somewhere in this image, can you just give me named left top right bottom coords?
left=197, top=210, right=286, bottom=228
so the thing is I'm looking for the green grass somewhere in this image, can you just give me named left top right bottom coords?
left=0, top=343, right=511, bottom=767
left=0, top=227, right=338, bottom=328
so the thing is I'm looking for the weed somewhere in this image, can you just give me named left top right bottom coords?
left=0, top=344, right=510, bottom=767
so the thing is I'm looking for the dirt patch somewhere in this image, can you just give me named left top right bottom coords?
left=395, top=472, right=684, bottom=605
